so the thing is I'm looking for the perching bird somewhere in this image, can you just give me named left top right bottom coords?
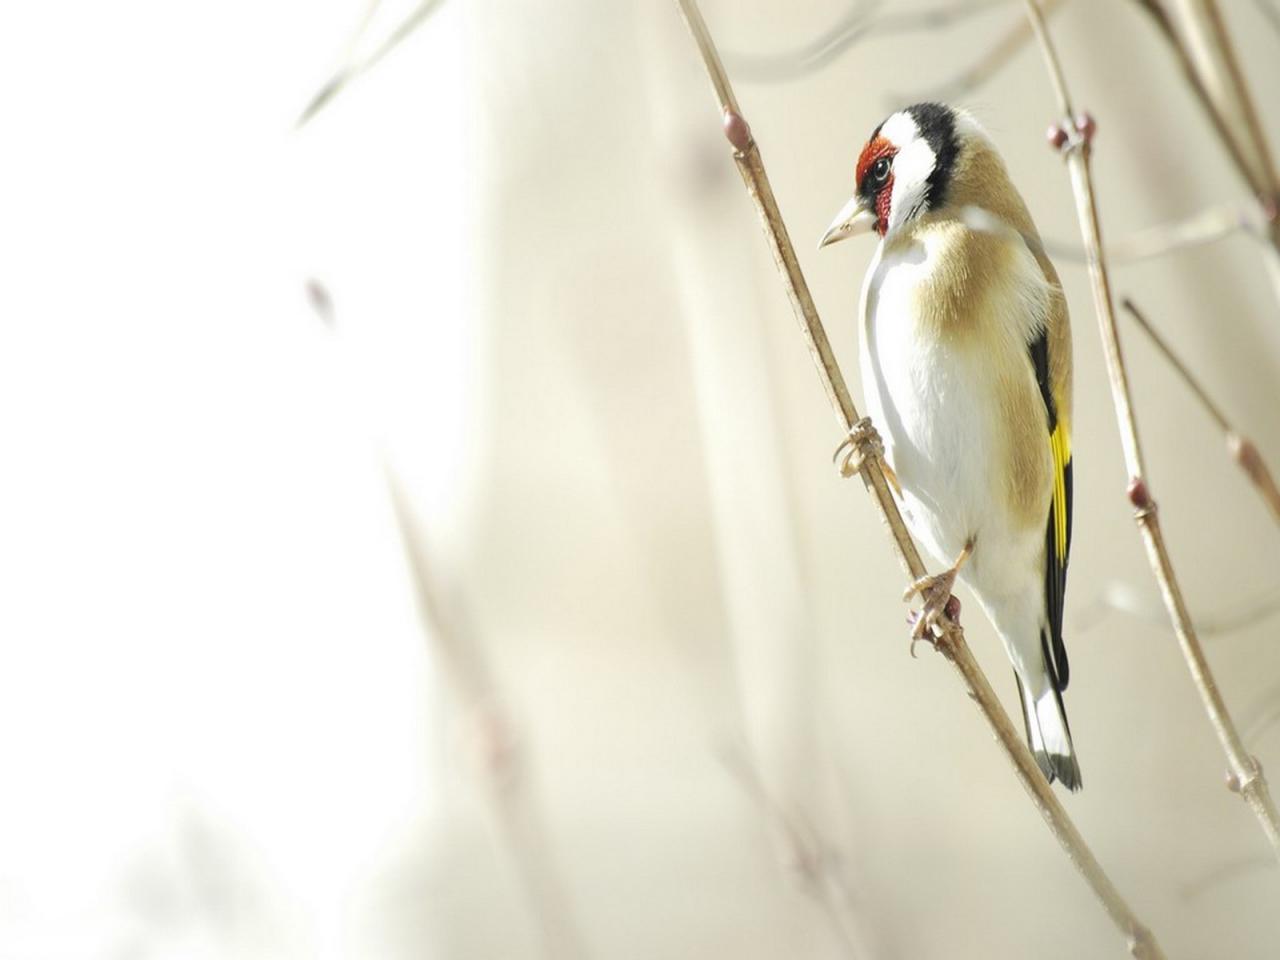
left=820, top=102, right=1080, bottom=790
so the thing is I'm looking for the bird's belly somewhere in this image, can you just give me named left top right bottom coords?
left=861, top=304, right=1011, bottom=575
left=867, top=348, right=988, bottom=558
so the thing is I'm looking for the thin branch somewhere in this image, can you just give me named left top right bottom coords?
left=307, top=283, right=588, bottom=960
left=1200, top=0, right=1280, bottom=207
left=720, top=746, right=870, bottom=960
left=956, top=202, right=1262, bottom=270
left=725, top=0, right=1021, bottom=83
left=385, top=476, right=590, bottom=960
left=1129, top=0, right=1280, bottom=313
left=1251, top=0, right=1280, bottom=39
left=1121, top=298, right=1280, bottom=524
left=1244, top=680, right=1280, bottom=744
left=298, top=0, right=448, bottom=127
left=1041, top=204, right=1263, bottom=266
left=672, top=2, right=1166, bottom=956
left=1179, top=854, right=1274, bottom=901
left=890, top=0, right=1066, bottom=106
left=1073, top=580, right=1280, bottom=639
left=1024, top=0, right=1280, bottom=865
left=1128, top=0, right=1266, bottom=200
left=1122, top=298, right=1237, bottom=432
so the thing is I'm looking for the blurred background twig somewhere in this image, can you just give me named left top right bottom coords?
left=1122, top=298, right=1280, bottom=525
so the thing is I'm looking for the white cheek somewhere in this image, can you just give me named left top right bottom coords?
left=888, top=139, right=936, bottom=231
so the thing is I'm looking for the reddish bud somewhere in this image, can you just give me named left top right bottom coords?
left=1230, top=433, right=1263, bottom=479
left=306, top=278, right=335, bottom=327
left=1226, top=769, right=1242, bottom=793
left=1047, top=124, right=1068, bottom=150
left=1127, top=477, right=1151, bottom=509
left=944, top=595, right=962, bottom=622
left=466, top=703, right=521, bottom=789
left=723, top=109, right=753, bottom=151
left=1075, top=112, right=1097, bottom=144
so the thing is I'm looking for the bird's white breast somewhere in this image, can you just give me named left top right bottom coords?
left=858, top=228, right=1051, bottom=593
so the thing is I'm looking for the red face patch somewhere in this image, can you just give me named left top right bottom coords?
left=855, top=135, right=897, bottom=236
left=874, top=176, right=894, bottom=235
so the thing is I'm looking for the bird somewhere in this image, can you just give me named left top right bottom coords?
left=819, top=102, right=1080, bottom=790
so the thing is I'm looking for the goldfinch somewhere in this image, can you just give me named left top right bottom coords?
left=821, top=102, right=1080, bottom=790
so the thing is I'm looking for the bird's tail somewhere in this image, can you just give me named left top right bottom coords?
left=1015, top=663, right=1082, bottom=791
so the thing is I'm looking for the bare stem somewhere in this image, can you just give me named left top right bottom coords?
left=385, top=475, right=590, bottom=960
left=1041, top=204, right=1261, bottom=266
left=1129, top=0, right=1280, bottom=311
left=1129, top=0, right=1265, bottom=198
left=673, top=1, right=1166, bottom=955
left=1120, top=298, right=1280, bottom=525
left=308, top=285, right=588, bottom=960
left=726, top=0, right=1022, bottom=83
left=1074, top=580, right=1280, bottom=638
left=1024, top=0, right=1280, bottom=865
left=892, top=0, right=1067, bottom=107
left=1121, top=300, right=1232, bottom=433
left=1199, top=0, right=1280, bottom=206
left=1251, top=0, right=1280, bottom=39
left=298, top=0, right=448, bottom=127
left=721, top=747, right=870, bottom=960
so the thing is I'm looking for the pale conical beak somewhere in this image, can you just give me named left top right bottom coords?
left=819, top=195, right=876, bottom=248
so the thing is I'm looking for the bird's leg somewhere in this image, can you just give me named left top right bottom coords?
left=833, top=416, right=901, bottom=496
left=903, top=538, right=974, bottom=654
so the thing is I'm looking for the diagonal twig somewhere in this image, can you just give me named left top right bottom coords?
left=1127, top=0, right=1266, bottom=200
left=1251, top=0, right=1280, bottom=38
left=1129, top=0, right=1280, bottom=313
left=1121, top=298, right=1280, bottom=525
left=298, top=0, right=448, bottom=127
left=1023, top=0, right=1280, bottom=866
left=306, top=283, right=589, bottom=960
left=1042, top=204, right=1264, bottom=266
left=1198, top=1, right=1280, bottom=208
left=1074, top=580, right=1280, bottom=639
left=889, top=0, right=1066, bottom=106
left=672, top=2, right=1166, bottom=956
left=720, top=745, right=871, bottom=960
left=725, top=0, right=1021, bottom=83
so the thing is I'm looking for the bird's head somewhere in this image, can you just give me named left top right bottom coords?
left=820, top=102, right=962, bottom=247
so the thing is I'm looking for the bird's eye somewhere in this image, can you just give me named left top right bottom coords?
left=871, top=157, right=891, bottom=184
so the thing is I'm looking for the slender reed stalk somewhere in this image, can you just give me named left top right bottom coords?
left=1130, top=0, right=1265, bottom=198
left=1042, top=204, right=1261, bottom=266
left=726, top=0, right=1028, bottom=83
left=671, top=2, right=1166, bottom=956
left=385, top=475, right=589, bottom=960
left=721, top=747, right=871, bottom=960
left=1023, top=0, right=1280, bottom=863
left=1130, top=0, right=1280, bottom=311
left=307, top=285, right=588, bottom=960
left=1198, top=1, right=1280, bottom=205
left=298, top=0, right=448, bottom=126
left=1120, top=298, right=1280, bottom=524
left=892, top=0, right=1067, bottom=106
left=1251, top=0, right=1280, bottom=38
left=1076, top=580, right=1280, bottom=638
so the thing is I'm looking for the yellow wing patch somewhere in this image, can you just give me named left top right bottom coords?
left=1050, top=423, right=1071, bottom=563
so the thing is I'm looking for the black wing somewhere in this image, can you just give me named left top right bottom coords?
left=1029, top=327, right=1073, bottom=690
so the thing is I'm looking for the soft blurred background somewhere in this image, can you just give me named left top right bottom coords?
left=3, top=0, right=1280, bottom=957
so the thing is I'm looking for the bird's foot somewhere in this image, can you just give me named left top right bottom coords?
left=833, top=417, right=890, bottom=483
left=902, top=540, right=973, bottom=656
left=903, top=571, right=961, bottom=655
